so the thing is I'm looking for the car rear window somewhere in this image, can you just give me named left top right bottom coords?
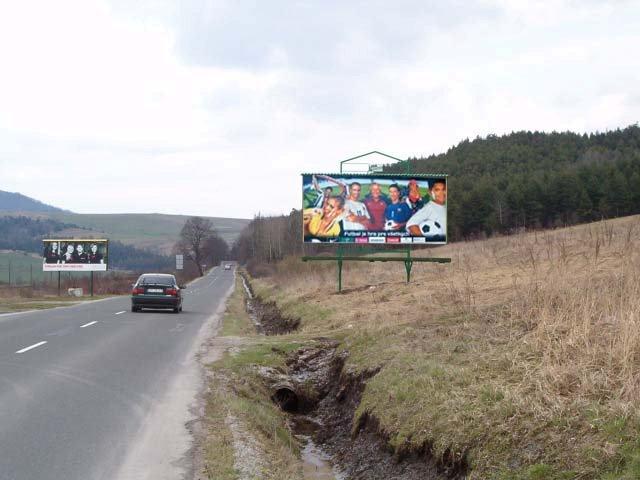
left=138, top=275, right=175, bottom=286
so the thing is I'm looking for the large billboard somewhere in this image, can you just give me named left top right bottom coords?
left=302, top=174, right=447, bottom=244
left=43, top=239, right=109, bottom=271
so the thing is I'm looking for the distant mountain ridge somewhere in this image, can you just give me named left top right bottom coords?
left=0, top=215, right=174, bottom=271
left=0, top=190, right=250, bottom=254
left=0, top=190, right=70, bottom=213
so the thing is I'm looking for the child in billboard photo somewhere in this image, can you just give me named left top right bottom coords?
left=73, top=244, right=89, bottom=263
left=88, top=243, right=104, bottom=264
left=404, top=178, right=425, bottom=213
left=363, top=182, right=389, bottom=231
left=303, top=174, right=446, bottom=242
left=44, top=242, right=60, bottom=263
left=308, top=174, right=347, bottom=209
left=305, top=196, right=345, bottom=238
left=343, top=182, right=370, bottom=230
left=61, top=243, right=75, bottom=263
left=384, top=183, right=413, bottom=231
left=407, top=179, right=447, bottom=238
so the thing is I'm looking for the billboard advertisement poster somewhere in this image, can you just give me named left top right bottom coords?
left=302, top=174, right=447, bottom=244
left=43, top=239, right=109, bottom=271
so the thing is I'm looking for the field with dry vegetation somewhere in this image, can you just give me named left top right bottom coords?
left=247, top=215, right=640, bottom=479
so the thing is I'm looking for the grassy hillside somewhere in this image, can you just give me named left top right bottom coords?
left=0, top=250, right=51, bottom=284
left=0, top=211, right=250, bottom=254
left=245, top=215, right=640, bottom=478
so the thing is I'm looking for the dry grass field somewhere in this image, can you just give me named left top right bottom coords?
left=250, top=215, right=640, bottom=479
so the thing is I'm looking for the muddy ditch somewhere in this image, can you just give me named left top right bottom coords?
left=241, top=273, right=300, bottom=335
left=261, top=340, right=467, bottom=480
left=241, top=275, right=467, bottom=479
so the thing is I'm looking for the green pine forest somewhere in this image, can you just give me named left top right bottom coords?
left=387, top=124, right=640, bottom=240
left=233, top=125, right=640, bottom=268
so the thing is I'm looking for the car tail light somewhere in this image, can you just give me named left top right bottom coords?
left=166, top=288, right=178, bottom=296
left=132, top=287, right=144, bottom=295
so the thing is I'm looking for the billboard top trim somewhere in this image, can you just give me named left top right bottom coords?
left=300, top=173, right=448, bottom=177
left=43, top=238, right=109, bottom=242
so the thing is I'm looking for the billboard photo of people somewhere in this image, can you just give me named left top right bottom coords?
left=302, top=174, right=447, bottom=244
left=43, top=239, right=109, bottom=271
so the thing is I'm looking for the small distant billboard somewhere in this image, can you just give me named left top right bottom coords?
left=43, top=239, right=109, bottom=271
left=302, top=173, right=447, bottom=244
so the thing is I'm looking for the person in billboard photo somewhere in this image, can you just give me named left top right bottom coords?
left=306, top=196, right=345, bottom=237
left=88, top=243, right=104, bottom=264
left=404, top=178, right=425, bottom=214
left=407, top=179, right=447, bottom=239
left=308, top=174, right=346, bottom=209
left=303, top=174, right=445, bottom=241
left=384, top=183, right=413, bottom=231
left=342, top=182, right=370, bottom=230
left=363, top=182, right=389, bottom=231
left=44, top=242, right=60, bottom=263
left=61, top=243, right=75, bottom=263
left=72, top=243, right=89, bottom=263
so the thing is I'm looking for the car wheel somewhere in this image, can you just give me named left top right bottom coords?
left=173, top=307, right=180, bottom=313
left=131, top=306, right=137, bottom=313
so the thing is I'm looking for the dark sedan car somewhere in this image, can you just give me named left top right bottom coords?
left=131, top=273, right=184, bottom=313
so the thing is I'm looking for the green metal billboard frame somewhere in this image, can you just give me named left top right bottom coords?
left=301, top=151, right=451, bottom=292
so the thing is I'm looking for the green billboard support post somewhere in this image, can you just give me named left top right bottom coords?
left=301, top=151, right=451, bottom=292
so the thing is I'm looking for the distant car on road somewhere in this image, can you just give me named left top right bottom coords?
left=131, top=273, right=184, bottom=313
left=224, top=264, right=232, bottom=270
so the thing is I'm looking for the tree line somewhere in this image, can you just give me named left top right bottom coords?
left=231, top=125, right=640, bottom=267
left=0, top=216, right=79, bottom=253
left=175, top=216, right=230, bottom=275
left=0, top=215, right=233, bottom=274
left=0, top=215, right=172, bottom=271
left=391, top=125, right=640, bottom=239
left=231, top=211, right=302, bottom=270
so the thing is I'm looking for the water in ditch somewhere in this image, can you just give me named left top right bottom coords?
left=300, top=434, right=345, bottom=479
left=291, top=416, right=345, bottom=480
left=242, top=274, right=342, bottom=478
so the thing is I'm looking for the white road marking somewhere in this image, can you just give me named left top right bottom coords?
left=16, top=341, right=47, bottom=354
left=115, top=311, right=126, bottom=315
left=80, top=321, right=98, bottom=328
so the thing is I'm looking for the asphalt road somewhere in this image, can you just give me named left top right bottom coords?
left=0, top=266, right=235, bottom=480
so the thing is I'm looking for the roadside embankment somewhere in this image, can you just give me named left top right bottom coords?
left=200, top=272, right=457, bottom=478
left=200, top=216, right=640, bottom=478
left=240, top=272, right=300, bottom=335
left=236, top=215, right=640, bottom=479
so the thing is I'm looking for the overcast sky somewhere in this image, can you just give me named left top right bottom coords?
left=1, top=0, right=638, bottom=219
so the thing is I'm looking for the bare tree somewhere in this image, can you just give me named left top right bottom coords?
left=177, top=217, right=215, bottom=276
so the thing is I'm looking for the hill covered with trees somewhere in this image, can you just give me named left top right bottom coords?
left=233, top=125, right=640, bottom=268
left=391, top=125, right=640, bottom=239
left=0, top=190, right=69, bottom=213
left=0, top=216, right=173, bottom=271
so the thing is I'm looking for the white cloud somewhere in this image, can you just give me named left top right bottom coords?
left=1, top=0, right=639, bottom=219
